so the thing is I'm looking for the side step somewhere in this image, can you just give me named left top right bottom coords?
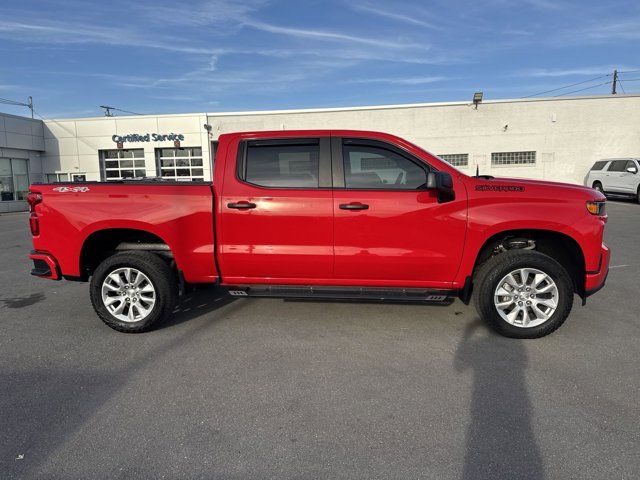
left=227, top=285, right=456, bottom=304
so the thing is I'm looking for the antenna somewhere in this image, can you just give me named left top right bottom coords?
left=476, top=164, right=480, bottom=177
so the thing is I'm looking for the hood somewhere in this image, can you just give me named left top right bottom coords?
left=468, top=176, right=605, bottom=200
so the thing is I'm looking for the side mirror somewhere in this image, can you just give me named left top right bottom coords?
left=426, top=171, right=455, bottom=202
left=627, top=166, right=638, bottom=174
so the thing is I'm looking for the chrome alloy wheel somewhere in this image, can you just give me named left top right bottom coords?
left=101, top=268, right=156, bottom=322
left=493, top=268, right=559, bottom=328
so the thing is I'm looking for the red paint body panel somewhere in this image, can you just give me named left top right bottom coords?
left=29, top=129, right=609, bottom=299
left=30, top=184, right=217, bottom=283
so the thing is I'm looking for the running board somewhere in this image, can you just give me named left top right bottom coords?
left=227, top=285, right=456, bottom=303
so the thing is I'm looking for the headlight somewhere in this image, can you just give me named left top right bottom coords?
left=586, top=201, right=606, bottom=216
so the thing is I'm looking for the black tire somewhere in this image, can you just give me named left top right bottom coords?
left=89, top=251, right=177, bottom=333
left=473, top=250, right=573, bottom=339
left=636, top=185, right=640, bottom=204
left=592, top=181, right=604, bottom=195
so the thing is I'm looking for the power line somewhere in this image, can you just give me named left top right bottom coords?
left=521, top=74, right=611, bottom=98
left=0, top=96, right=29, bottom=106
left=553, top=81, right=612, bottom=97
left=99, top=105, right=143, bottom=116
left=618, top=79, right=626, bottom=94
left=0, top=95, right=34, bottom=117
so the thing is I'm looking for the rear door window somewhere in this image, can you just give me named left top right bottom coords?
left=243, top=140, right=320, bottom=188
left=607, top=160, right=627, bottom=172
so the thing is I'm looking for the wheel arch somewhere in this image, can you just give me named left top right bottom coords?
left=79, top=227, right=175, bottom=280
left=472, top=228, right=586, bottom=297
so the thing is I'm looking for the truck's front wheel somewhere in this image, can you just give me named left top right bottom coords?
left=89, top=252, right=177, bottom=333
left=474, top=250, right=573, bottom=338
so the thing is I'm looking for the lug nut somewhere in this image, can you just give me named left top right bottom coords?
left=526, top=301, right=531, bottom=306
left=518, top=301, right=523, bottom=306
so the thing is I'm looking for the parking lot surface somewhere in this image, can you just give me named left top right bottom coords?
left=1, top=202, right=639, bottom=480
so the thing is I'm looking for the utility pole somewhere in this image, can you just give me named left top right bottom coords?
left=612, top=69, right=618, bottom=95
left=100, top=105, right=114, bottom=117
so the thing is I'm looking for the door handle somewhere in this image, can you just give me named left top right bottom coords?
left=227, top=201, right=257, bottom=209
left=339, top=202, right=369, bottom=211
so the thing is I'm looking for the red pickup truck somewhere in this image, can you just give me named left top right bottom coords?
left=27, top=130, right=609, bottom=338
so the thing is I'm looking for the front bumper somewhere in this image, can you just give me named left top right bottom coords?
left=584, top=243, right=610, bottom=297
left=29, top=250, right=61, bottom=280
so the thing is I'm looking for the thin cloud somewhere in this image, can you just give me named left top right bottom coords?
left=242, top=19, right=428, bottom=49
left=518, top=66, right=633, bottom=77
left=349, top=76, right=447, bottom=85
left=352, top=3, right=443, bottom=30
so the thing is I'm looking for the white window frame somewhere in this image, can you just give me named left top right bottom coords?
left=156, top=147, right=205, bottom=181
left=438, top=153, right=469, bottom=167
left=0, top=158, right=30, bottom=202
left=491, top=151, right=536, bottom=166
left=100, top=149, right=146, bottom=181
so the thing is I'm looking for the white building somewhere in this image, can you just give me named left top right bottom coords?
left=2, top=93, right=639, bottom=212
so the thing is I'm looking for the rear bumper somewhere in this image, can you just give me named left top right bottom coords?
left=584, top=243, right=610, bottom=297
left=29, top=250, right=61, bottom=280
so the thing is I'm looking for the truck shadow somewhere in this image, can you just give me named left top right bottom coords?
left=455, top=320, right=544, bottom=480
left=158, top=285, right=237, bottom=330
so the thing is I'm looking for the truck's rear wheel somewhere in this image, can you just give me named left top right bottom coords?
left=89, top=252, right=177, bottom=333
left=474, top=250, right=573, bottom=338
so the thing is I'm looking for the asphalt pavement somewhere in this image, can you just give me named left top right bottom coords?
left=1, top=201, right=639, bottom=479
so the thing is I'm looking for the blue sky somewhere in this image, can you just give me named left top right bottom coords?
left=1, top=0, right=639, bottom=118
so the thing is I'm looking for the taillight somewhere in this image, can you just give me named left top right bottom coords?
left=29, top=213, right=39, bottom=236
left=27, top=191, right=42, bottom=236
left=27, top=191, right=42, bottom=213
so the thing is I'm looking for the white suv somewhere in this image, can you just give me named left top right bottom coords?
left=586, top=158, right=640, bottom=203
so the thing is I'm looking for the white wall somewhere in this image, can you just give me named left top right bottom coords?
left=207, top=94, right=640, bottom=185
left=8, top=93, right=640, bottom=190
left=41, top=113, right=212, bottom=182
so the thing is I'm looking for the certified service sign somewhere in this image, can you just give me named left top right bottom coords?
left=112, top=133, right=185, bottom=143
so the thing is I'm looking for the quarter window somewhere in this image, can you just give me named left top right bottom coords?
left=343, top=144, right=426, bottom=189
left=100, top=149, right=145, bottom=180
left=243, top=140, right=320, bottom=188
left=156, top=147, right=204, bottom=181
left=438, top=153, right=469, bottom=167
left=491, top=151, right=536, bottom=166
left=590, top=161, right=608, bottom=171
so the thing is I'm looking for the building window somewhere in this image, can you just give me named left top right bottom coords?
left=46, top=173, right=70, bottom=183
left=0, top=158, right=29, bottom=201
left=438, top=154, right=469, bottom=167
left=491, top=151, right=536, bottom=166
left=100, top=149, right=146, bottom=180
left=156, top=147, right=204, bottom=181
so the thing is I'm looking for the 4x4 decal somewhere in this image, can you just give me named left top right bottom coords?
left=53, top=186, right=90, bottom=193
